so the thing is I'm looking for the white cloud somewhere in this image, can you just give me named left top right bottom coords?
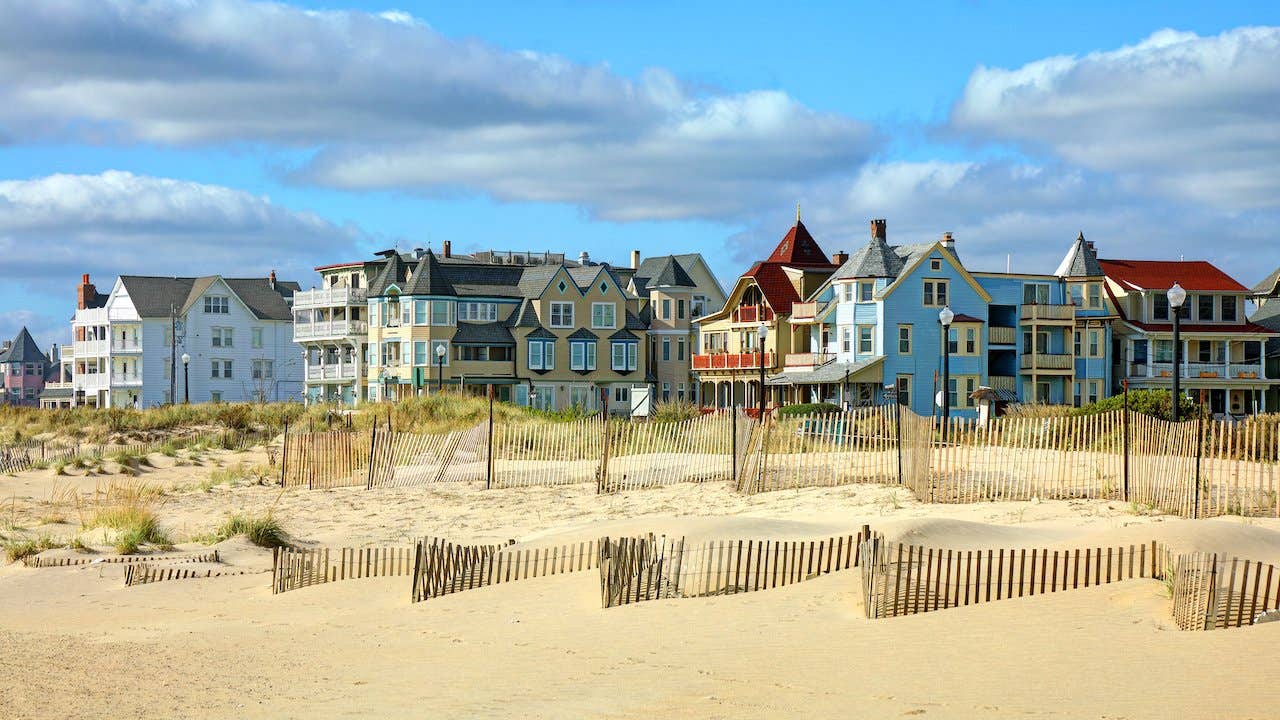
left=0, top=0, right=875, bottom=221
left=952, top=27, right=1280, bottom=210
left=0, top=171, right=365, bottom=293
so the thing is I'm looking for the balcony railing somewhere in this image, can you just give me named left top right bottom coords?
left=1020, top=352, right=1073, bottom=371
left=111, top=374, right=143, bottom=386
left=294, top=320, right=369, bottom=341
left=1020, top=304, right=1075, bottom=322
left=294, top=287, right=368, bottom=308
left=692, top=352, right=775, bottom=371
left=74, top=308, right=109, bottom=325
left=989, top=326, right=1017, bottom=345
left=1131, top=362, right=1264, bottom=380
left=75, top=373, right=109, bottom=391
left=111, top=340, right=142, bottom=353
left=74, top=339, right=109, bottom=357
left=989, top=375, right=1017, bottom=393
left=306, top=365, right=359, bottom=381
left=730, top=306, right=775, bottom=324
left=790, top=302, right=818, bottom=322
left=785, top=352, right=836, bottom=368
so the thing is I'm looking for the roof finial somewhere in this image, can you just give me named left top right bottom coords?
left=796, top=202, right=801, bottom=223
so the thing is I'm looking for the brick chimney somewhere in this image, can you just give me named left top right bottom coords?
left=631, top=250, right=641, bottom=269
left=268, top=269, right=277, bottom=290
left=870, top=219, right=886, bottom=241
left=832, top=250, right=849, bottom=266
left=77, top=274, right=96, bottom=310
left=941, top=232, right=955, bottom=251
left=443, top=240, right=452, bottom=259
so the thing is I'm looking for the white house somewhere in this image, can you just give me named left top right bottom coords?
left=71, top=272, right=303, bottom=407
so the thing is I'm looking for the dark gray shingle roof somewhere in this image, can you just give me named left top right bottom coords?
left=635, top=256, right=696, bottom=288
left=0, top=328, right=48, bottom=365
left=404, top=250, right=456, bottom=296
left=117, top=276, right=297, bottom=321
left=1054, top=233, right=1104, bottom=278
left=453, top=322, right=514, bottom=345
left=1253, top=266, right=1280, bottom=296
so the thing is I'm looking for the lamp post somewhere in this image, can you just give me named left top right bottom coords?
left=939, top=306, right=955, bottom=440
left=757, top=322, right=769, bottom=423
left=530, top=389, right=538, bottom=411
left=180, top=353, right=190, bottom=404
left=435, top=343, right=446, bottom=393
left=301, top=349, right=310, bottom=405
left=1168, top=282, right=1187, bottom=421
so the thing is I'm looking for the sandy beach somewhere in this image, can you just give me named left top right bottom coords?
left=3, top=447, right=1280, bottom=719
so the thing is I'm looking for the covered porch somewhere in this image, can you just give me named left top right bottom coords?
left=765, top=357, right=886, bottom=408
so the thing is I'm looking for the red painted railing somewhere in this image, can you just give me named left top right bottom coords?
left=692, top=352, right=775, bottom=371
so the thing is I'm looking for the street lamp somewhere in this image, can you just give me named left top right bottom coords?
left=529, top=389, right=538, bottom=410
left=435, top=343, right=447, bottom=392
left=1168, top=282, right=1187, bottom=421
left=757, top=322, right=769, bottom=423
left=939, top=306, right=955, bottom=439
left=180, top=353, right=190, bottom=404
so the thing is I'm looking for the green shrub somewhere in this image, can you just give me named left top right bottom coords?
left=215, top=513, right=288, bottom=548
left=778, top=402, right=842, bottom=417
left=1072, top=388, right=1205, bottom=421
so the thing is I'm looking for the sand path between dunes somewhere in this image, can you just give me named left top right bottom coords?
left=3, top=463, right=1280, bottom=718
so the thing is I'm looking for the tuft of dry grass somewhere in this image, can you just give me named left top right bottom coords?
left=75, top=479, right=170, bottom=554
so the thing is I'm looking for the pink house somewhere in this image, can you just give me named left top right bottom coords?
left=0, top=327, right=51, bottom=407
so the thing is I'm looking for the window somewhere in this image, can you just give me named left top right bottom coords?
left=591, top=303, right=616, bottom=329
left=613, top=387, right=630, bottom=404
left=1088, top=380, right=1101, bottom=405
left=842, top=284, right=854, bottom=302
left=211, top=327, right=233, bottom=348
left=947, top=328, right=958, bottom=354
left=1153, top=294, right=1170, bottom=321
left=662, top=382, right=671, bottom=401
left=402, top=302, right=412, bottom=326
left=570, top=340, right=597, bottom=371
left=251, top=360, right=274, bottom=380
left=414, top=300, right=428, bottom=325
left=662, top=299, right=672, bottom=319
left=1154, top=339, right=1173, bottom=363
left=662, top=338, right=671, bottom=361
left=859, top=282, right=873, bottom=302
left=430, top=300, right=453, bottom=326
left=930, top=259, right=942, bottom=271
left=1070, top=284, right=1084, bottom=307
left=677, top=338, right=685, bottom=361
left=1074, top=330, right=1082, bottom=356
left=1087, top=284, right=1102, bottom=309
left=414, top=341, right=428, bottom=366
left=203, top=296, right=229, bottom=314
left=1198, top=295, right=1214, bottom=322
left=430, top=340, right=450, bottom=367
left=1023, top=283, right=1050, bottom=305
left=965, top=327, right=977, bottom=354
left=677, top=299, right=686, bottom=319
left=1222, top=297, right=1238, bottom=322
left=1088, top=330, right=1099, bottom=357
left=965, top=377, right=976, bottom=407
left=1022, top=331, right=1049, bottom=354
left=677, top=383, right=686, bottom=401
left=570, top=386, right=592, bottom=410
left=531, top=385, right=554, bottom=411
left=210, top=359, right=232, bottom=379
left=858, top=326, right=873, bottom=354
left=549, top=302, right=574, bottom=328
left=841, top=329, right=851, bottom=354
left=898, top=325, right=912, bottom=354
left=611, top=341, right=638, bottom=371
left=528, top=339, right=554, bottom=370
left=923, top=279, right=949, bottom=307
left=896, top=375, right=912, bottom=408
left=1036, top=382, right=1051, bottom=404
left=1074, top=381, right=1083, bottom=408
left=210, top=391, right=222, bottom=403
left=458, top=302, right=498, bottom=322
left=251, top=327, right=263, bottom=349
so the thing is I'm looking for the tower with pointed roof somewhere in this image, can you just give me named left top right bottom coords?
left=0, top=327, right=52, bottom=407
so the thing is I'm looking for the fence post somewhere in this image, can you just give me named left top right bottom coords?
left=1122, top=380, right=1130, bottom=502
left=597, top=388, right=610, bottom=494
left=895, top=396, right=903, bottom=485
left=366, top=424, right=379, bottom=489
left=1205, top=553, right=1219, bottom=631
left=279, top=420, right=289, bottom=486
left=1193, top=394, right=1205, bottom=519
left=484, top=385, right=495, bottom=490
left=731, top=405, right=738, bottom=484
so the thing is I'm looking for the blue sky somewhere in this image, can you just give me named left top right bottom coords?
left=1, top=0, right=1278, bottom=349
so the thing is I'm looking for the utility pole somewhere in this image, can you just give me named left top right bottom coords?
left=169, top=303, right=177, bottom=405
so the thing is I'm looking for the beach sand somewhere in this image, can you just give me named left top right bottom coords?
left=2, top=449, right=1280, bottom=719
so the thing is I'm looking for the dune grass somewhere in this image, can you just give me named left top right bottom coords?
left=75, top=480, right=171, bottom=554
left=214, top=512, right=288, bottom=548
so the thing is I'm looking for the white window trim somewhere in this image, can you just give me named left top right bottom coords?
left=549, top=302, right=575, bottom=329
left=591, top=302, right=617, bottom=329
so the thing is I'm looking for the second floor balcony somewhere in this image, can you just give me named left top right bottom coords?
left=784, top=351, right=836, bottom=368
left=294, top=287, right=368, bottom=309
left=111, top=373, right=143, bottom=387
left=989, top=375, right=1017, bottom=393
left=305, top=364, right=360, bottom=381
left=1130, top=361, right=1265, bottom=381
left=111, top=339, right=142, bottom=353
left=74, top=339, right=109, bottom=358
left=989, top=326, right=1017, bottom=346
left=74, top=372, right=109, bottom=392
left=294, top=319, right=369, bottom=342
left=692, top=352, right=775, bottom=371
left=729, top=305, right=775, bottom=324
left=1020, top=352, right=1073, bottom=372
left=1020, top=304, right=1075, bottom=323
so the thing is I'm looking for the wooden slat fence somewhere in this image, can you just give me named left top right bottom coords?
left=280, top=429, right=378, bottom=489
left=22, top=550, right=220, bottom=568
left=743, top=408, right=897, bottom=494
left=599, top=526, right=872, bottom=608
left=411, top=537, right=595, bottom=603
left=1171, top=552, right=1280, bottom=630
left=124, top=562, right=259, bottom=586
left=1197, top=416, right=1280, bottom=518
left=272, top=545, right=415, bottom=594
left=371, top=424, right=488, bottom=487
left=601, top=412, right=735, bottom=493
left=489, top=417, right=603, bottom=488
left=859, top=533, right=1168, bottom=619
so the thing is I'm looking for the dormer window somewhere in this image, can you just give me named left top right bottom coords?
left=930, top=259, right=942, bottom=271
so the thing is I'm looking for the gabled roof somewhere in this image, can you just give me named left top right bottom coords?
left=567, top=328, right=598, bottom=341
left=0, top=327, right=48, bottom=365
left=1099, top=259, right=1248, bottom=293
left=525, top=326, right=557, bottom=340
left=635, top=256, right=696, bottom=288
left=877, top=243, right=992, bottom=304
left=743, top=262, right=804, bottom=314
left=368, top=253, right=410, bottom=295
left=118, top=276, right=298, bottom=320
left=1054, top=232, right=1104, bottom=278
left=623, top=309, right=648, bottom=331
left=1252, top=266, right=1280, bottom=297
left=403, top=250, right=456, bottom=296
left=765, top=220, right=833, bottom=267
left=507, top=300, right=542, bottom=329
left=831, top=235, right=903, bottom=279
left=516, top=266, right=564, bottom=298
left=453, top=322, right=514, bottom=345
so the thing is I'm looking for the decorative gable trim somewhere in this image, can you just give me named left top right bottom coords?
left=877, top=244, right=992, bottom=304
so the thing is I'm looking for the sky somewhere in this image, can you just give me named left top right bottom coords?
left=2, top=0, right=1279, bottom=349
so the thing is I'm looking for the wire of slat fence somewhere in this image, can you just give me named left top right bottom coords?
left=599, top=526, right=872, bottom=608
left=1171, top=552, right=1280, bottom=630
left=411, top=537, right=596, bottom=603
left=272, top=545, right=416, bottom=594
left=601, top=412, right=736, bottom=492
left=859, top=533, right=1169, bottom=619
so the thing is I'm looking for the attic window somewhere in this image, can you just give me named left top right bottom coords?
left=930, top=259, right=942, bottom=271
left=557, top=280, right=568, bottom=293
left=599, top=281, right=608, bottom=294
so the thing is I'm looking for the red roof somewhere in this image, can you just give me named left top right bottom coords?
left=765, top=220, right=835, bottom=267
left=1099, top=259, right=1248, bottom=292
left=1124, top=320, right=1277, bottom=335
left=951, top=313, right=984, bottom=324
left=743, top=262, right=803, bottom=314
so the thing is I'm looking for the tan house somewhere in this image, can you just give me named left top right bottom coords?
left=694, top=217, right=838, bottom=409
